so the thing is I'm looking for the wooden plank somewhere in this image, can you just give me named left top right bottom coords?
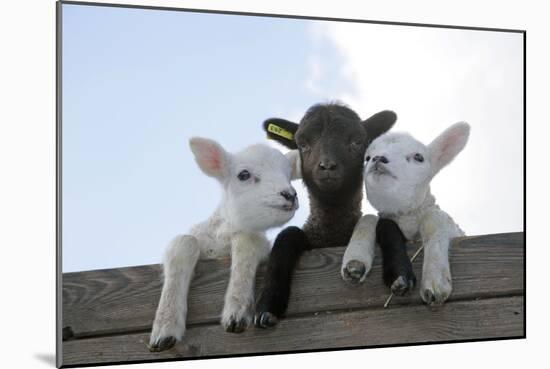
left=62, top=232, right=524, bottom=338
left=62, top=296, right=524, bottom=366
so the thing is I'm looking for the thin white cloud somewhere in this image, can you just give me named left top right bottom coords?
left=305, top=22, right=523, bottom=235
left=305, top=56, right=323, bottom=96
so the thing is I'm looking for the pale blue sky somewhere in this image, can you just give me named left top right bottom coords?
left=62, top=4, right=352, bottom=271
left=62, top=4, right=523, bottom=272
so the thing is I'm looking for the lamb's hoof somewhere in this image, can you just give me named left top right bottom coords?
left=342, top=260, right=367, bottom=284
left=149, top=336, right=177, bottom=352
left=224, top=318, right=248, bottom=333
left=390, top=274, right=416, bottom=296
left=422, top=289, right=436, bottom=305
left=254, top=311, right=279, bottom=328
left=420, top=271, right=452, bottom=306
left=420, top=286, right=451, bottom=306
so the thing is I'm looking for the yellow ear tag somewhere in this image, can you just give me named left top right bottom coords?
left=267, top=123, right=294, bottom=140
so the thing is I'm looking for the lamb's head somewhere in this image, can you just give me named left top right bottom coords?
left=189, top=137, right=298, bottom=232
left=263, top=103, right=397, bottom=203
left=364, top=122, right=470, bottom=215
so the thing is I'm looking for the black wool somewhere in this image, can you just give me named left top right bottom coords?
left=255, top=102, right=406, bottom=327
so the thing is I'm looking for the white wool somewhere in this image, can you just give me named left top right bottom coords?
left=150, top=138, right=298, bottom=346
left=342, top=122, right=470, bottom=304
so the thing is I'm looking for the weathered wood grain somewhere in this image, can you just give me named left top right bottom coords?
left=62, top=233, right=524, bottom=338
left=62, top=296, right=524, bottom=366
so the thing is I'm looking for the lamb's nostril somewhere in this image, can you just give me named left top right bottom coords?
left=280, top=190, right=297, bottom=203
left=373, top=156, right=389, bottom=164
left=319, top=160, right=337, bottom=171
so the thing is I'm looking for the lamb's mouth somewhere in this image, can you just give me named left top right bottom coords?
left=318, top=177, right=340, bottom=182
left=368, top=164, right=397, bottom=179
left=268, top=203, right=298, bottom=212
left=314, top=174, right=343, bottom=188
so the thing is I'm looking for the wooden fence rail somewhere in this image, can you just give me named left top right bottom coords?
left=61, top=232, right=524, bottom=367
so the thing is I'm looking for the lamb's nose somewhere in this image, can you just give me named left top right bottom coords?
left=372, top=156, right=389, bottom=164
left=280, top=189, right=297, bottom=203
left=319, top=159, right=337, bottom=171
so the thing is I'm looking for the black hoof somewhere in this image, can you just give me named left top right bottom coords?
left=343, top=260, right=367, bottom=284
left=421, top=289, right=447, bottom=306
left=425, top=289, right=433, bottom=302
left=422, top=289, right=436, bottom=305
left=225, top=318, right=248, bottom=333
left=149, top=336, right=177, bottom=352
left=390, top=274, right=416, bottom=296
left=254, top=311, right=279, bottom=328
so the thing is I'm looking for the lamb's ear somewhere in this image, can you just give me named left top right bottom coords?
left=362, top=110, right=397, bottom=145
left=189, top=137, right=230, bottom=180
left=263, top=118, right=299, bottom=150
left=285, top=150, right=302, bottom=180
left=428, top=122, right=470, bottom=176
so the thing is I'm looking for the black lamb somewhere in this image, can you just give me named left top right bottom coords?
left=255, top=102, right=411, bottom=327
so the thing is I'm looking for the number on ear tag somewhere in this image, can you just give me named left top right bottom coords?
left=267, top=123, right=294, bottom=140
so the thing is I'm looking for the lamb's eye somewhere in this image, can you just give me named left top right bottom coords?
left=299, top=143, right=310, bottom=152
left=414, top=153, right=424, bottom=162
left=365, top=156, right=371, bottom=162
left=237, top=170, right=251, bottom=181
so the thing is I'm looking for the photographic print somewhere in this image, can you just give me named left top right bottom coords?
left=58, top=1, right=525, bottom=367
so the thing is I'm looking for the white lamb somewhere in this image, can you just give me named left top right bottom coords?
left=342, top=122, right=470, bottom=305
left=149, top=137, right=299, bottom=351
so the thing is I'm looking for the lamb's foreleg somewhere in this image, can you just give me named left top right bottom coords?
left=255, top=226, right=309, bottom=328
left=221, top=232, right=269, bottom=333
left=341, top=214, right=378, bottom=284
left=149, top=235, right=200, bottom=351
left=377, top=218, right=416, bottom=295
left=419, top=210, right=459, bottom=305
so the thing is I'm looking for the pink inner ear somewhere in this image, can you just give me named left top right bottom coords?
left=442, top=130, right=463, bottom=156
left=432, top=124, right=469, bottom=169
left=190, top=137, right=227, bottom=178
left=203, top=144, right=221, bottom=172
left=439, top=136, right=455, bottom=159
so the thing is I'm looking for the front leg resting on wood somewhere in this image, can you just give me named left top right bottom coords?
left=149, top=235, right=200, bottom=352
left=221, top=232, right=269, bottom=333
left=255, top=226, right=309, bottom=328
left=341, top=214, right=378, bottom=284
left=377, top=218, right=416, bottom=295
left=419, top=209, right=457, bottom=305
